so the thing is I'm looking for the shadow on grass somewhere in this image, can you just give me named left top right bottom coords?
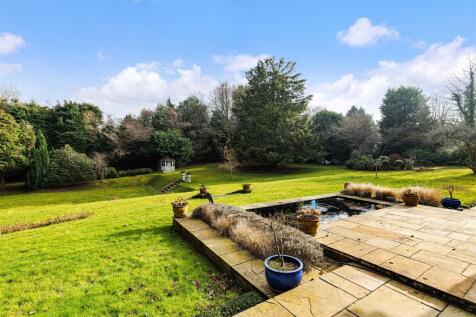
left=106, top=225, right=173, bottom=239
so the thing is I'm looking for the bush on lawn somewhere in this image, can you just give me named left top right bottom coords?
left=47, top=145, right=96, bottom=186
left=192, top=204, right=323, bottom=271
left=118, top=168, right=153, bottom=177
left=345, top=155, right=414, bottom=171
left=105, top=167, right=119, bottom=179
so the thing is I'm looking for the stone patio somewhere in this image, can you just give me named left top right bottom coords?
left=237, top=265, right=475, bottom=317
left=174, top=215, right=475, bottom=316
left=315, top=203, right=476, bottom=310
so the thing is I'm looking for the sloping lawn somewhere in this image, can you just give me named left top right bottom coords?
left=0, top=164, right=475, bottom=316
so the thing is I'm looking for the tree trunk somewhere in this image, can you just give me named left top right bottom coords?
left=0, top=174, right=5, bottom=192
left=472, top=160, right=476, bottom=175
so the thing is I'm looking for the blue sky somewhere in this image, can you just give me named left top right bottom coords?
left=1, top=0, right=475, bottom=116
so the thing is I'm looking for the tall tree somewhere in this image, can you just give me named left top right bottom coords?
left=152, top=130, right=193, bottom=166
left=26, top=130, right=50, bottom=190
left=115, top=112, right=154, bottom=168
left=152, top=98, right=179, bottom=131
left=0, top=110, right=34, bottom=191
left=379, top=86, right=433, bottom=155
left=50, top=101, right=103, bottom=154
left=233, top=57, right=314, bottom=167
left=311, top=109, right=346, bottom=162
left=177, top=96, right=214, bottom=161
left=448, top=60, right=476, bottom=173
left=210, top=82, right=240, bottom=160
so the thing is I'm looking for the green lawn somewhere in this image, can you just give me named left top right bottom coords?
left=0, top=164, right=475, bottom=316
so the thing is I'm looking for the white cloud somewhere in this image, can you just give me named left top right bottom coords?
left=171, top=59, right=185, bottom=68
left=337, top=17, right=399, bottom=47
left=310, top=36, right=476, bottom=116
left=213, top=53, right=269, bottom=72
left=0, top=63, right=22, bottom=76
left=0, top=32, right=25, bottom=55
left=77, top=62, right=218, bottom=116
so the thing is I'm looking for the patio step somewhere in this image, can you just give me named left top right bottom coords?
left=160, top=180, right=182, bottom=193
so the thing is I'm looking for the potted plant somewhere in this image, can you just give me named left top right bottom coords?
left=441, top=185, right=461, bottom=209
left=199, top=183, right=207, bottom=197
left=242, top=183, right=252, bottom=193
left=296, top=207, right=320, bottom=235
left=171, top=197, right=189, bottom=218
left=264, top=214, right=303, bottom=292
left=401, top=188, right=419, bottom=206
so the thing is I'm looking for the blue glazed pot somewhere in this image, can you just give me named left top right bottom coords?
left=264, top=255, right=303, bottom=292
left=441, top=198, right=461, bottom=209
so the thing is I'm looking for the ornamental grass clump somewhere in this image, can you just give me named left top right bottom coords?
left=192, top=204, right=323, bottom=271
left=404, top=186, right=441, bottom=207
left=342, top=182, right=375, bottom=198
left=374, top=186, right=400, bottom=202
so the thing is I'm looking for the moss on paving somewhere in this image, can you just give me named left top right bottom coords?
left=0, top=164, right=475, bottom=316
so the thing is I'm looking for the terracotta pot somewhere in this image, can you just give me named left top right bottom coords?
left=297, top=214, right=320, bottom=235
left=172, top=205, right=188, bottom=218
left=243, top=184, right=252, bottom=192
left=402, top=193, right=419, bottom=206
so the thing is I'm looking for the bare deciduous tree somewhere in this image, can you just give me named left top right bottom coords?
left=222, top=146, right=239, bottom=180
left=92, top=152, right=108, bottom=180
left=447, top=59, right=476, bottom=174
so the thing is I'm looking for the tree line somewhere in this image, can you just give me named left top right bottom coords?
left=0, top=57, right=474, bottom=190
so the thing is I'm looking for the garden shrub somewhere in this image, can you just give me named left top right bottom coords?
left=105, top=167, right=119, bottom=179
left=345, top=155, right=414, bottom=171
left=47, top=145, right=96, bottom=186
left=117, top=168, right=153, bottom=177
left=407, top=148, right=468, bottom=167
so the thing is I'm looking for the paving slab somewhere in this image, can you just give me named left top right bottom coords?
left=348, top=285, right=440, bottom=317
left=390, top=244, right=420, bottom=257
left=234, top=298, right=292, bottom=317
left=331, top=265, right=388, bottom=291
left=412, top=249, right=469, bottom=274
left=320, top=272, right=369, bottom=299
left=329, top=238, right=376, bottom=258
left=417, top=267, right=474, bottom=298
left=361, top=248, right=396, bottom=265
left=381, top=255, right=431, bottom=279
left=273, top=279, right=357, bottom=317
left=385, top=280, right=447, bottom=311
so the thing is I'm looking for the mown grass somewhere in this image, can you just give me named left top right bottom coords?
left=0, top=164, right=475, bottom=316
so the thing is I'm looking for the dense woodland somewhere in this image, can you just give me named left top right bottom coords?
left=0, top=57, right=475, bottom=190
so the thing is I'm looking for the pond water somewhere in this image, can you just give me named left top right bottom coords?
left=249, top=196, right=389, bottom=223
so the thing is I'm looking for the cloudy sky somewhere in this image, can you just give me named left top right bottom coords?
left=1, top=0, right=475, bottom=117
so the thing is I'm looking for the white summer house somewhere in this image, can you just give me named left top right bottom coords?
left=160, top=157, right=175, bottom=172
